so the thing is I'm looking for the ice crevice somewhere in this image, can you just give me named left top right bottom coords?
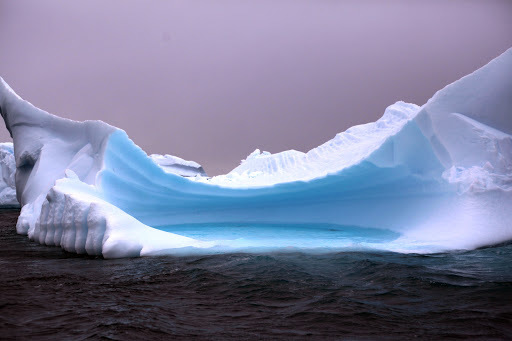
left=0, top=48, right=511, bottom=258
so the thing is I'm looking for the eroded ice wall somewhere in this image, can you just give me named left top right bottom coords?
left=0, top=142, right=18, bottom=207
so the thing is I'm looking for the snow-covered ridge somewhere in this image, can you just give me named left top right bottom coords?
left=1, top=48, right=511, bottom=258
left=208, top=102, right=421, bottom=186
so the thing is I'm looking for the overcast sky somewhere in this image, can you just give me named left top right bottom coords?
left=1, top=0, right=511, bottom=175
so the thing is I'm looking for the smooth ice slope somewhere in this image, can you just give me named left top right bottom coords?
left=0, top=142, right=18, bottom=207
left=0, top=48, right=511, bottom=258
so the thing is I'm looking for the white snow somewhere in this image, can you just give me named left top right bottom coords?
left=201, top=101, right=421, bottom=187
left=0, top=48, right=511, bottom=258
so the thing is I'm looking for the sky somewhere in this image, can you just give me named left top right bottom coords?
left=1, top=1, right=511, bottom=175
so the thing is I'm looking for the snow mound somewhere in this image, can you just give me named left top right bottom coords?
left=0, top=48, right=511, bottom=258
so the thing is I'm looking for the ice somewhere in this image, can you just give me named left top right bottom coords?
left=0, top=48, right=511, bottom=258
left=0, top=142, right=18, bottom=207
left=150, top=154, right=207, bottom=177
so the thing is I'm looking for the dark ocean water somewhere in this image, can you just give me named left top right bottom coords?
left=1, top=209, right=511, bottom=340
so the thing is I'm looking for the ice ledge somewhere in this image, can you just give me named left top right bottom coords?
left=31, top=177, right=214, bottom=258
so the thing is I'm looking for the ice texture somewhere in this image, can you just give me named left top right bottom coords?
left=0, top=142, right=18, bottom=207
left=150, top=154, right=207, bottom=177
left=0, top=48, right=511, bottom=258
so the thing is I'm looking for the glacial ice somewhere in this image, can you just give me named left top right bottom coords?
left=150, top=154, right=207, bottom=177
left=0, top=142, right=18, bottom=207
left=0, top=48, right=511, bottom=258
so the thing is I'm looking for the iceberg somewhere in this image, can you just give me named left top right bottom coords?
left=0, top=48, right=511, bottom=258
left=0, top=142, right=18, bottom=207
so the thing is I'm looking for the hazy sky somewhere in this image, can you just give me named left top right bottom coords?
left=1, top=0, right=511, bottom=175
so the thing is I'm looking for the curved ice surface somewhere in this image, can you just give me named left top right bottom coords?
left=0, top=48, right=511, bottom=258
left=0, top=142, right=18, bottom=207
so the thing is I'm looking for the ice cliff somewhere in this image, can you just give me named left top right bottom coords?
left=0, top=48, right=511, bottom=258
left=0, top=142, right=18, bottom=207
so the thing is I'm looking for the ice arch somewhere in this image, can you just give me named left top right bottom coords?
left=0, top=48, right=511, bottom=258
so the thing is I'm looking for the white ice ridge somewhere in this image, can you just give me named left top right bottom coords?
left=0, top=48, right=511, bottom=258
left=0, top=142, right=18, bottom=207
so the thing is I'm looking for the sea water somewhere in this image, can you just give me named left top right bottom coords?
left=1, top=209, right=511, bottom=339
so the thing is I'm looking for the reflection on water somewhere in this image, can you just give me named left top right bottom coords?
left=1, top=209, right=511, bottom=340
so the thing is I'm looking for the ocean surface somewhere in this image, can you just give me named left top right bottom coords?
left=1, top=209, right=511, bottom=340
